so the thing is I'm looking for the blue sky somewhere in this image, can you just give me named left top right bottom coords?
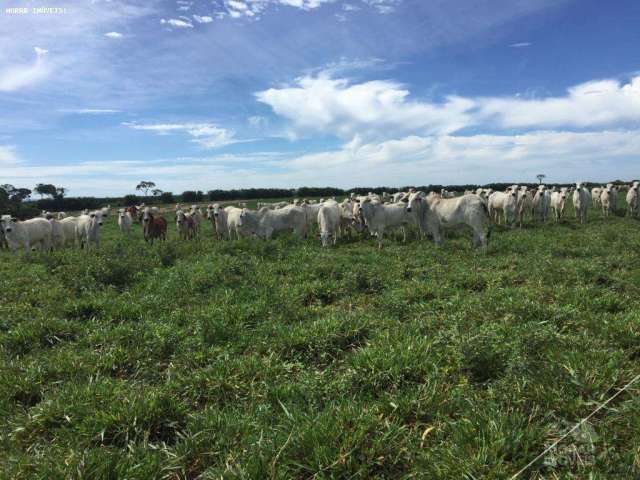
left=1, top=0, right=639, bottom=196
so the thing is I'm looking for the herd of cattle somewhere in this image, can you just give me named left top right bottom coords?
left=1, top=182, right=638, bottom=253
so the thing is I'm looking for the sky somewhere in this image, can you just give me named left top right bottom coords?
left=1, top=0, right=639, bottom=196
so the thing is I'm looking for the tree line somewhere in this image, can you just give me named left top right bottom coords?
left=2, top=179, right=632, bottom=217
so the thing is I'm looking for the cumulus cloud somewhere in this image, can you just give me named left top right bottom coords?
left=258, top=72, right=640, bottom=140
left=123, top=122, right=237, bottom=149
left=161, top=18, right=194, bottom=28
left=478, top=76, right=640, bottom=128
left=104, top=31, right=124, bottom=38
left=256, top=74, right=475, bottom=140
left=193, top=15, right=213, bottom=23
left=0, top=47, right=51, bottom=92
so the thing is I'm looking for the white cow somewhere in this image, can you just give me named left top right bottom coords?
left=301, top=201, right=322, bottom=229
left=257, top=201, right=289, bottom=210
left=57, top=212, right=67, bottom=220
left=591, top=187, right=602, bottom=208
left=550, top=187, right=570, bottom=223
left=533, top=185, right=551, bottom=222
left=118, top=208, right=133, bottom=235
left=392, top=192, right=409, bottom=203
left=488, top=189, right=517, bottom=226
left=239, top=205, right=307, bottom=240
left=318, top=200, right=341, bottom=247
left=0, top=215, right=52, bottom=253
left=225, top=206, right=244, bottom=239
left=176, top=209, right=196, bottom=240
left=76, top=211, right=103, bottom=249
left=474, top=188, right=489, bottom=205
left=100, top=205, right=111, bottom=218
left=357, top=199, right=414, bottom=249
left=440, top=189, right=456, bottom=199
left=606, top=183, right=619, bottom=213
left=47, top=216, right=66, bottom=249
left=626, top=182, right=639, bottom=217
left=206, top=204, right=229, bottom=239
left=189, top=205, right=203, bottom=235
left=516, top=187, right=534, bottom=227
left=600, top=185, right=615, bottom=217
left=59, top=216, right=80, bottom=247
left=407, top=192, right=491, bottom=248
left=573, top=182, right=590, bottom=224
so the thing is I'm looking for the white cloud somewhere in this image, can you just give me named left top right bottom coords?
left=123, top=122, right=237, bottom=149
left=363, top=0, right=400, bottom=14
left=104, top=32, right=124, bottom=39
left=248, top=115, right=268, bottom=128
left=228, top=0, right=249, bottom=11
left=5, top=129, right=640, bottom=196
left=277, top=0, right=334, bottom=9
left=0, top=47, right=51, bottom=92
left=508, top=42, right=532, bottom=48
left=478, top=76, right=640, bottom=129
left=193, top=15, right=213, bottom=23
left=219, top=0, right=335, bottom=19
left=259, top=72, right=640, bottom=142
left=161, top=18, right=194, bottom=28
left=278, top=129, right=640, bottom=186
left=0, top=145, right=19, bottom=165
left=256, top=74, right=475, bottom=140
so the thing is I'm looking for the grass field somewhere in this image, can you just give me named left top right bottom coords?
left=1, top=200, right=639, bottom=479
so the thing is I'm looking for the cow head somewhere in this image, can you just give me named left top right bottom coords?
left=1, top=215, right=16, bottom=233
left=90, top=211, right=104, bottom=226
left=238, top=208, right=247, bottom=227
left=142, top=207, right=152, bottom=224
left=406, top=193, right=422, bottom=213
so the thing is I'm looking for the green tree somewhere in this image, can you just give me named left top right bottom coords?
left=34, top=183, right=57, bottom=199
left=136, top=181, right=156, bottom=197
left=55, top=187, right=67, bottom=200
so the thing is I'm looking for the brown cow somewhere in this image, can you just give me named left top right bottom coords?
left=126, top=206, right=139, bottom=223
left=142, top=207, right=167, bottom=244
